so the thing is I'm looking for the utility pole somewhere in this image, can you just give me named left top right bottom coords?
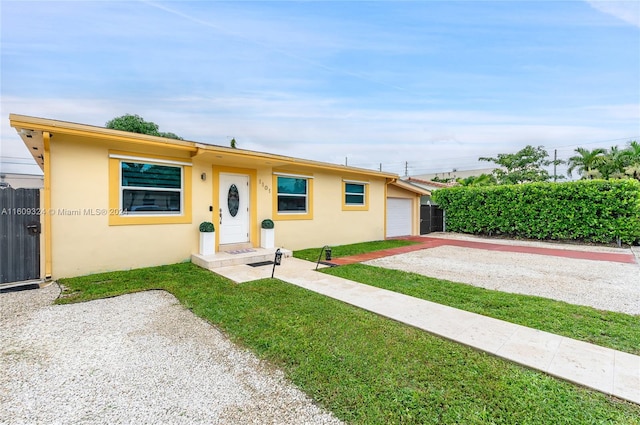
left=345, top=157, right=348, bottom=166
left=553, top=149, right=557, bottom=182
left=379, top=163, right=382, bottom=172
left=405, top=161, right=408, bottom=177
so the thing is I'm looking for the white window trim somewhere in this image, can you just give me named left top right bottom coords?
left=273, top=172, right=314, bottom=179
left=110, top=153, right=192, bottom=167
left=342, top=179, right=369, bottom=185
left=119, top=159, right=185, bottom=216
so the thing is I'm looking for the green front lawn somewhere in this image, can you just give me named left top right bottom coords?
left=59, top=263, right=640, bottom=424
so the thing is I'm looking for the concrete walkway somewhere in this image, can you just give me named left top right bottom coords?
left=213, top=256, right=640, bottom=405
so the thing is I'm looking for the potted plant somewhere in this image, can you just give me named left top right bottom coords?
left=199, top=221, right=215, bottom=256
left=260, top=219, right=275, bottom=249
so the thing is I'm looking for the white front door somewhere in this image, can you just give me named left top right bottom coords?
left=219, top=173, right=250, bottom=245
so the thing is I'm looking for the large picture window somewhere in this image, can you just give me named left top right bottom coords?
left=108, top=152, right=192, bottom=226
left=121, top=162, right=182, bottom=214
left=277, top=176, right=308, bottom=212
left=272, top=173, right=313, bottom=220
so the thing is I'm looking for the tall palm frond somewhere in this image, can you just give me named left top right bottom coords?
left=620, top=141, right=640, bottom=167
left=567, top=147, right=606, bottom=179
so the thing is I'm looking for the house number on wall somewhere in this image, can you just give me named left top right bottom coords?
left=259, top=179, right=271, bottom=193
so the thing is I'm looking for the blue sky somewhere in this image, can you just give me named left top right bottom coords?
left=1, top=0, right=639, bottom=177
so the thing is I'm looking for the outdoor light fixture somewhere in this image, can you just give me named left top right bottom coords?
left=274, top=248, right=283, bottom=265
left=315, top=245, right=334, bottom=270
left=271, top=248, right=283, bottom=278
left=201, top=172, right=206, bottom=181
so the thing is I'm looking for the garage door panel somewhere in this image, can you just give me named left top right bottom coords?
left=386, top=198, right=411, bottom=238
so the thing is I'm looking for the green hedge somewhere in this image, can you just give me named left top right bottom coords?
left=432, top=180, right=640, bottom=245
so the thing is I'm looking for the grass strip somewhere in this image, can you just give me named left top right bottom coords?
left=293, top=239, right=418, bottom=262
left=59, top=263, right=640, bottom=424
left=323, top=264, right=640, bottom=355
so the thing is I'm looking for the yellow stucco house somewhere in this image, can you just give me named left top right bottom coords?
left=9, top=114, right=428, bottom=279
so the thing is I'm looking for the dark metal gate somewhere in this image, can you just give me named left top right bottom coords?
left=420, top=205, right=444, bottom=235
left=0, top=188, right=41, bottom=284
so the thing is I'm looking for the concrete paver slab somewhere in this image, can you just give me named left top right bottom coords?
left=614, top=351, right=640, bottom=403
left=548, top=338, right=616, bottom=395
left=454, top=316, right=519, bottom=354
left=496, top=327, right=563, bottom=371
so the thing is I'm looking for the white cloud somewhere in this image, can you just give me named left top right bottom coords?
left=586, top=0, right=640, bottom=27
left=580, top=104, right=640, bottom=121
left=2, top=94, right=637, bottom=177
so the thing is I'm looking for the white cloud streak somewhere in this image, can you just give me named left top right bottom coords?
left=141, top=0, right=409, bottom=92
left=586, top=0, right=640, bottom=27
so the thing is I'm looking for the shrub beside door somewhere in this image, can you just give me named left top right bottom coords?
left=261, top=219, right=275, bottom=249
left=199, top=221, right=215, bottom=255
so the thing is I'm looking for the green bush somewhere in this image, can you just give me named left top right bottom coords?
left=432, top=180, right=640, bottom=244
left=199, top=221, right=215, bottom=232
left=261, top=219, right=275, bottom=229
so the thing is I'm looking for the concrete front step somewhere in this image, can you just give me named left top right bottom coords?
left=191, top=247, right=292, bottom=269
left=0, top=279, right=46, bottom=292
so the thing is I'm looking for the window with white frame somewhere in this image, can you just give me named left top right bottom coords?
left=276, top=176, right=308, bottom=213
left=345, top=182, right=366, bottom=206
left=120, top=161, right=183, bottom=214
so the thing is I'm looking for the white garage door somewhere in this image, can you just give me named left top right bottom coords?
left=386, top=198, right=412, bottom=238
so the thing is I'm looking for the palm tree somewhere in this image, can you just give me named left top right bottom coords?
left=620, top=141, right=640, bottom=179
left=599, top=146, right=626, bottom=179
left=567, top=147, right=607, bottom=179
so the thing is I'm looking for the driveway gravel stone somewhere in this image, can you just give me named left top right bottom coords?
left=0, top=285, right=342, bottom=425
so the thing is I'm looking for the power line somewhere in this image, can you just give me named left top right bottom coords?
left=349, top=135, right=639, bottom=174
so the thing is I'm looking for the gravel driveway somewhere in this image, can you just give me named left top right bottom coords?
left=0, top=286, right=342, bottom=425
left=366, top=234, right=640, bottom=315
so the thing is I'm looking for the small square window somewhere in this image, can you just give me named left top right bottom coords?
left=342, top=181, right=368, bottom=211
left=345, top=183, right=365, bottom=205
